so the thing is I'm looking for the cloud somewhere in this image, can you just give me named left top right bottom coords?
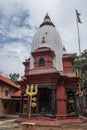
left=0, top=42, right=31, bottom=76
left=0, top=0, right=87, bottom=77
left=19, top=0, right=87, bottom=54
left=0, top=0, right=36, bottom=76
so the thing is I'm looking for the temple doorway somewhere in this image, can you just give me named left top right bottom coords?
left=38, top=89, right=51, bottom=114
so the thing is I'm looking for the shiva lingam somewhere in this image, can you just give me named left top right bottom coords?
left=21, top=84, right=38, bottom=130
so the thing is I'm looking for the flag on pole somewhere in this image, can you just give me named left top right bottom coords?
left=76, top=10, right=82, bottom=23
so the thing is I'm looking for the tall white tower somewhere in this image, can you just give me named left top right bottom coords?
left=30, top=13, right=63, bottom=71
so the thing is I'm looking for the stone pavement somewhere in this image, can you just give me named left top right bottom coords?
left=0, top=115, right=87, bottom=130
left=0, top=119, right=87, bottom=130
left=0, top=118, right=20, bottom=130
left=0, top=115, right=19, bottom=130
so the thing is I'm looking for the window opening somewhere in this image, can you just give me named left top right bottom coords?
left=39, top=58, right=45, bottom=66
left=5, top=90, right=9, bottom=96
left=4, top=102, right=7, bottom=109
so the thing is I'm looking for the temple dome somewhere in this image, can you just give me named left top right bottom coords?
left=30, top=14, right=64, bottom=71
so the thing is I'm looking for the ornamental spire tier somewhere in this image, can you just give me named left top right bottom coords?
left=40, top=13, right=55, bottom=27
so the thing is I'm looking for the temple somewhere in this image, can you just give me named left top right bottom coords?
left=18, top=13, right=79, bottom=119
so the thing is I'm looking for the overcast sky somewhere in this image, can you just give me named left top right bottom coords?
left=0, top=0, right=87, bottom=77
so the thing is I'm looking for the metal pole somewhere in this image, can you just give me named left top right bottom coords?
left=29, top=95, right=32, bottom=121
left=76, top=10, right=81, bottom=57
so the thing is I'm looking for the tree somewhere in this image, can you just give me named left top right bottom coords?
left=9, top=73, right=19, bottom=84
left=0, top=70, right=3, bottom=74
left=81, top=50, right=87, bottom=89
left=72, top=49, right=87, bottom=90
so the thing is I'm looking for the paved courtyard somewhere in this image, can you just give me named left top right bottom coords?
left=0, top=118, right=87, bottom=130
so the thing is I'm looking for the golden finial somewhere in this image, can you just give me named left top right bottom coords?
left=46, top=13, right=48, bottom=17
left=44, top=13, right=50, bottom=20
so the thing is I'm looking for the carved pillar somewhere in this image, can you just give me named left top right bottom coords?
left=73, top=92, right=78, bottom=116
left=20, top=90, right=25, bottom=113
left=51, top=88, right=56, bottom=117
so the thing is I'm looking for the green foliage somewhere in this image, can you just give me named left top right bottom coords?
left=9, top=73, right=19, bottom=84
left=72, top=49, right=87, bottom=90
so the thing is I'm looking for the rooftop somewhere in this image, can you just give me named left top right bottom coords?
left=0, top=74, right=19, bottom=89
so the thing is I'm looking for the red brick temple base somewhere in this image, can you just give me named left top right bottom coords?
left=17, top=116, right=87, bottom=127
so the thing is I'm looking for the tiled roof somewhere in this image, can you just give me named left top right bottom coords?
left=0, top=74, right=19, bottom=89
left=12, top=90, right=21, bottom=97
left=12, top=90, right=26, bottom=97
